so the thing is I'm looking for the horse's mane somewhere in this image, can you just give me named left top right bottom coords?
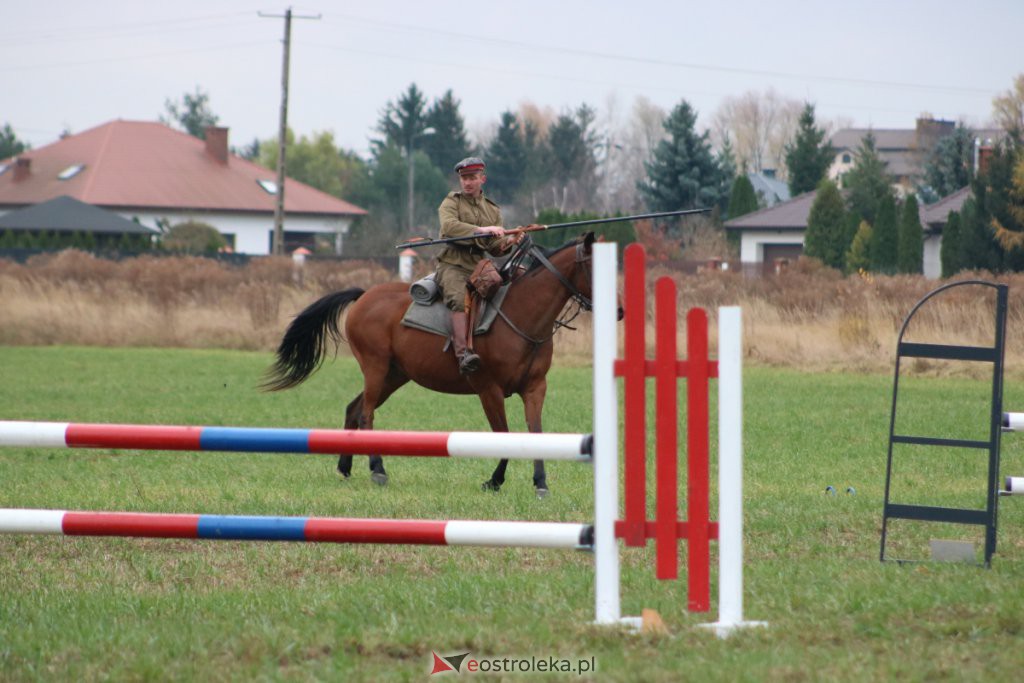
left=522, top=236, right=578, bottom=274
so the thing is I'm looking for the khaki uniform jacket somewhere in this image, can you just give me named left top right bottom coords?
left=436, top=191, right=505, bottom=271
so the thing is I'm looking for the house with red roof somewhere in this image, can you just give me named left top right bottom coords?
left=0, top=120, right=366, bottom=255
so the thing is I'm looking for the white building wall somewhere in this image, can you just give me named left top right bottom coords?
left=923, top=234, right=942, bottom=279
left=739, top=230, right=806, bottom=263
left=118, top=210, right=354, bottom=255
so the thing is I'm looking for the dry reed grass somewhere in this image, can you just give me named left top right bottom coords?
left=4, top=250, right=1024, bottom=377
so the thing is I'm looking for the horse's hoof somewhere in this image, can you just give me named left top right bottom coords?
left=536, top=487, right=550, bottom=499
left=336, top=469, right=351, bottom=479
left=481, top=480, right=501, bottom=493
left=371, top=472, right=388, bottom=486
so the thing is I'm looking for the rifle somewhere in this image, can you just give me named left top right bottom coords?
left=394, top=207, right=712, bottom=250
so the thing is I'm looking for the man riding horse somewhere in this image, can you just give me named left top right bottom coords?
left=435, top=157, right=522, bottom=374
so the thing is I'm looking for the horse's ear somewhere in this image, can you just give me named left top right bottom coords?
left=583, top=231, right=596, bottom=250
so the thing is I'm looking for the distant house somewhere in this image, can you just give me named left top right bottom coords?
left=724, top=186, right=971, bottom=278
left=0, top=120, right=366, bottom=255
left=723, top=191, right=817, bottom=274
left=0, top=195, right=158, bottom=246
left=827, top=117, right=1002, bottom=196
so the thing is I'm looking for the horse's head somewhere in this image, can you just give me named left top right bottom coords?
left=569, top=232, right=624, bottom=321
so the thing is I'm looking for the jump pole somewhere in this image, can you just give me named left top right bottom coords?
left=0, top=423, right=591, bottom=461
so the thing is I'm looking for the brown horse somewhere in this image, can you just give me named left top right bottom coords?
left=262, top=232, right=601, bottom=495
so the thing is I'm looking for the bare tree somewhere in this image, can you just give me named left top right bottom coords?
left=711, top=89, right=803, bottom=178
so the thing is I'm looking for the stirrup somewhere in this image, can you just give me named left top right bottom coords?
left=458, top=351, right=481, bottom=374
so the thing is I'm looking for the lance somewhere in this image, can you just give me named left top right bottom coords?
left=394, top=207, right=712, bottom=249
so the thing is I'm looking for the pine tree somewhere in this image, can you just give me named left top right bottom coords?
left=845, top=221, right=873, bottom=273
left=897, top=195, right=924, bottom=273
left=958, top=196, right=998, bottom=271
left=869, top=194, right=899, bottom=273
left=726, top=175, right=759, bottom=220
left=785, top=103, right=834, bottom=196
left=485, top=111, right=528, bottom=203
left=423, top=90, right=473, bottom=171
left=843, top=132, right=893, bottom=225
left=920, top=125, right=975, bottom=202
left=940, top=211, right=962, bottom=277
left=638, top=99, right=730, bottom=223
left=803, top=180, right=847, bottom=269
left=373, top=83, right=429, bottom=156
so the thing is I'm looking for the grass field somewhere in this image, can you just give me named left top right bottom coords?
left=2, top=346, right=1024, bottom=681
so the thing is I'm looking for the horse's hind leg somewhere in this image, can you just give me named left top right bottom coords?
left=336, top=393, right=363, bottom=478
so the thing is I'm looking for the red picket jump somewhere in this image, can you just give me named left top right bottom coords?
left=612, top=242, right=719, bottom=613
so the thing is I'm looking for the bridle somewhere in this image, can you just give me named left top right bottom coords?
left=493, top=239, right=594, bottom=345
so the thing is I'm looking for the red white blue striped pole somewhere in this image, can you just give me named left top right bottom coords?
left=0, top=509, right=593, bottom=549
left=0, top=422, right=591, bottom=461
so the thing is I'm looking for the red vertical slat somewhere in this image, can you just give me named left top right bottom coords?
left=655, top=277, right=678, bottom=579
left=686, top=308, right=711, bottom=612
left=620, top=243, right=648, bottom=547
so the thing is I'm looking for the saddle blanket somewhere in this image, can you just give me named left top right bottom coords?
left=401, top=283, right=511, bottom=339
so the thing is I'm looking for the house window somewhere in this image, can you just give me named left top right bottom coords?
left=0, top=163, right=8, bottom=176
left=57, top=164, right=85, bottom=180
left=842, top=153, right=851, bottom=164
left=257, top=179, right=278, bottom=194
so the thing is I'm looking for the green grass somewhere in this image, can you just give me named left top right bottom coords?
left=2, top=346, right=1024, bottom=681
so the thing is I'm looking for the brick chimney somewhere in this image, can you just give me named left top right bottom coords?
left=12, top=156, right=31, bottom=181
left=978, top=145, right=994, bottom=176
left=204, top=126, right=229, bottom=164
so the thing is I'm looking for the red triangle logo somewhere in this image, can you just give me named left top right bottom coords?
left=430, top=651, right=455, bottom=675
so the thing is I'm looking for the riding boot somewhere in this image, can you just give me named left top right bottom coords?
left=450, top=311, right=480, bottom=374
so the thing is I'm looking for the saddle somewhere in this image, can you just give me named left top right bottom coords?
left=401, top=281, right=510, bottom=339
left=401, top=239, right=534, bottom=343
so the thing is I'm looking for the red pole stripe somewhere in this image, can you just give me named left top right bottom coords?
left=304, top=518, right=448, bottom=544
left=655, top=277, right=678, bottom=580
left=63, top=512, right=201, bottom=537
left=620, top=243, right=648, bottom=547
left=614, top=520, right=720, bottom=540
left=66, top=424, right=203, bottom=451
left=308, top=430, right=451, bottom=456
left=686, top=308, right=711, bottom=612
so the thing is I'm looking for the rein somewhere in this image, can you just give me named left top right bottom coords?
left=492, top=241, right=593, bottom=346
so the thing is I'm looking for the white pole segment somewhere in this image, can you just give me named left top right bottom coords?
left=1005, top=476, right=1024, bottom=494
left=592, top=243, right=622, bottom=625
left=444, top=521, right=589, bottom=548
left=703, top=307, right=766, bottom=637
left=446, top=432, right=590, bottom=461
left=1004, top=412, right=1024, bottom=432
left=0, top=422, right=69, bottom=448
left=0, top=509, right=67, bottom=534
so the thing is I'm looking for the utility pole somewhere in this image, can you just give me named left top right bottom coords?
left=259, top=7, right=320, bottom=255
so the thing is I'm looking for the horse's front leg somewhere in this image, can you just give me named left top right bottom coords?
left=478, top=386, right=511, bottom=492
left=337, top=393, right=363, bottom=478
left=522, top=378, right=548, bottom=497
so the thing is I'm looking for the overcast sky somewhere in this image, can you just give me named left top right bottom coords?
left=4, top=1, right=1022, bottom=159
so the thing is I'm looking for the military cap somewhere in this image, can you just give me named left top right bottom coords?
left=454, top=156, right=486, bottom=175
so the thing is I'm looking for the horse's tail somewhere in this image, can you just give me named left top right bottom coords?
left=260, top=288, right=366, bottom=391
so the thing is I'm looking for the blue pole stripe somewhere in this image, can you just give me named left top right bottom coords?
left=199, top=427, right=311, bottom=453
left=197, top=515, right=308, bottom=541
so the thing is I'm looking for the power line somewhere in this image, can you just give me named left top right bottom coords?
left=322, top=12, right=1001, bottom=96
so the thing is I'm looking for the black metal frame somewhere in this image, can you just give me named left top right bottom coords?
left=880, top=280, right=1008, bottom=566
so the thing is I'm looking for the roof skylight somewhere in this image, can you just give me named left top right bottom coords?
left=257, top=179, right=278, bottom=194
left=57, top=164, right=85, bottom=180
